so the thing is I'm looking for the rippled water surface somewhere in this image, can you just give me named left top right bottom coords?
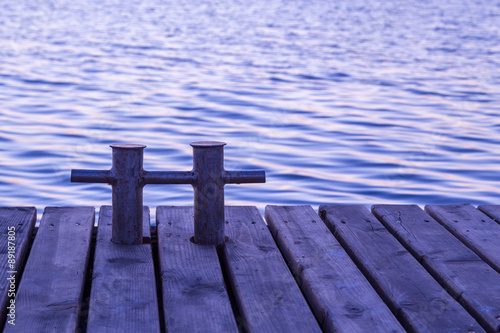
left=1, top=0, right=499, bottom=214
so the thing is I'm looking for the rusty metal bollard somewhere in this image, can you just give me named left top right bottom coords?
left=71, top=141, right=265, bottom=245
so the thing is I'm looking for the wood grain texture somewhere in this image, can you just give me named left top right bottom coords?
left=0, top=207, right=36, bottom=329
left=373, top=204, right=497, bottom=332
left=265, top=205, right=404, bottom=333
left=478, top=205, right=500, bottom=225
left=157, top=206, right=238, bottom=333
left=87, top=206, right=160, bottom=333
left=319, top=205, right=482, bottom=333
left=426, top=204, right=500, bottom=274
left=223, top=206, right=321, bottom=333
left=4, top=207, right=94, bottom=333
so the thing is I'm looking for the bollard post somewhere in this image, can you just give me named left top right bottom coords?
left=191, top=142, right=226, bottom=245
left=71, top=144, right=146, bottom=245
left=72, top=141, right=265, bottom=246
left=110, top=144, right=146, bottom=245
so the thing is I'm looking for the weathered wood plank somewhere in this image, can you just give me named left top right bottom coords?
left=373, top=204, right=497, bottom=332
left=477, top=205, right=500, bottom=225
left=4, top=207, right=94, bottom=333
left=157, top=206, right=238, bottom=333
left=265, top=205, right=404, bottom=333
left=319, top=205, right=482, bottom=333
left=426, top=204, right=500, bottom=274
left=87, top=206, right=160, bottom=333
left=223, top=206, right=321, bottom=333
left=0, top=207, right=37, bottom=329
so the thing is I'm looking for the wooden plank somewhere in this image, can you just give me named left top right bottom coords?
left=4, top=207, right=94, bottom=332
left=87, top=206, right=160, bottom=333
left=265, top=205, right=404, bottom=333
left=319, top=205, right=483, bottom=333
left=0, top=207, right=37, bottom=329
left=373, top=204, right=499, bottom=332
left=478, top=205, right=500, bottom=224
left=426, top=204, right=500, bottom=273
left=156, top=206, right=238, bottom=333
left=223, top=206, right=321, bottom=333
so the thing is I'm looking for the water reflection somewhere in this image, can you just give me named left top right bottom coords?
left=0, top=0, right=499, bottom=215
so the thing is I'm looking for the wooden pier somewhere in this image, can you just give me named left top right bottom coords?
left=1, top=203, right=499, bottom=332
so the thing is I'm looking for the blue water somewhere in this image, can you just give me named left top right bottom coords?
left=1, top=0, right=499, bottom=216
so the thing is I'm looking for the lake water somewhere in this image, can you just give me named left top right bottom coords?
left=1, top=0, right=499, bottom=217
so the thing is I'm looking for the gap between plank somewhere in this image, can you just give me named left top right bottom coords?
left=151, top=225, right=167, bottom=333
left=78, top=225, right=97, bottom=333
left=216, top=244, right=248, bottom=333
